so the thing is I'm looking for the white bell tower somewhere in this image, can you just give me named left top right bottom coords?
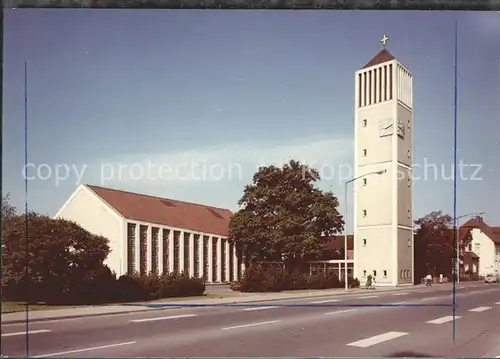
left=353, top=35, right=414, bottom=286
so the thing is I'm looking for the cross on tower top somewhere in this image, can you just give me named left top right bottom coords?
left=380, top=34, right=389, bottom=47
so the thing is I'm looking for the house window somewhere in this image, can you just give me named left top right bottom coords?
left=407, top=210, right=411, bottom=218
left=363, top=238, right=367, bottom=246
left=474, top=243, right=480, bottom=253
left=373, top=270, right=377, bottom=277
left=468, top=244, right=472, bottom=251
left=407, top=149, right=411, bottom=158
left=383, top=270, right=387, bottom=278
left=363, top=149, right=367, bottom=157
left=363, top=270, right=367, bottom=277
left=363, top=210, right=367, bottom=217
left=407, top=178, right=411, bottom=187
left=408, top=237, right=411, bottom=247
left=363, top=119, right=368, bottom=127
left=363, top=178, right=367, bottom=186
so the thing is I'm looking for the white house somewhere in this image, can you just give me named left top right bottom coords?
left=55, top=184, right=243, bottom=282
left=353, top=35, right=414, bottom=286
left=461, top=217, right=500, bottom=277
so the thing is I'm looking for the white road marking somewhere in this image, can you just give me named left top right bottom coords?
left=468, top=306, right=492, bottom=312
left=33, top=341, right=136, bottom=358
left=2, top=329, right=51, bottom=337
left=347, top=331, right=408, bottom=348
left=130, top=314, right=197, bottom=323
left=421, top=296, right=439, bottom=301
left=426, top=316, right=461, bottom=324
left=242, top=306, right=279, bottom=311
left=358, top=295, right=378, bottom=299
left=222, top=320, right=279, bottom=330
left=324, top=309, right=358, bottom=315
left=495, top=302, right=500, bottom=305
left=392, top=292, right=409, bottom=296
left=391, top=301, right=408, bottom=305
left=310, top=299, right=340, bottom=304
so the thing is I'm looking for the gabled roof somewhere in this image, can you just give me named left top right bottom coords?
left=86, top=185, right=232, bottom=237
left=362, top=48, right=395, bottom=69
left=461, top=217, right=500, bottom=244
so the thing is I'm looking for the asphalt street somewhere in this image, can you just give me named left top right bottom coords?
left=2, top=282, right=500, bottom=358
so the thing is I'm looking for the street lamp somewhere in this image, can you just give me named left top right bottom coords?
left=344, top=169, right=387, bottom=291
left=455, top=211, right=484, bottom=284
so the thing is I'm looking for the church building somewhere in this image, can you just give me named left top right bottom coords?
left=55, top=184, right=242, bottom=283
left=353, top=35, right=414, bottom=286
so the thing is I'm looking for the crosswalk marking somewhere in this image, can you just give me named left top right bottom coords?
left=468, top=306, right=492, bottom=312
left=347, top=331, right=408, bottom=348
left=426, top=316, right=461, bottom=324
left=358, top=295, right=378, bottom=299
left=392, top=292, right=409, bottom=296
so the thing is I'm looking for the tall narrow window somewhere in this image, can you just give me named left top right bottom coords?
left=362, top=149, right=367, bottom=157
left=362, top=178, right=367, bottom=186
left=389, top=64, right=393, bottom=100
left=363, top=238, right=367, bottom=246
left=363, top=72, right=367, bottom=107
left=358, top=73, right=362, bottom=108
left=368, top=71, right=372, bottom=105
left=379, top=66, right=383, bottom=102
left=363, top=119, right=367, bottom=127
left=363, top=210, right=367, bottom=217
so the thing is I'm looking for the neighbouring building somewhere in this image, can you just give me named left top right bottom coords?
left=353, top=35, right=414, bottom=286
left=55, top=184, right=243, bottom=282
left=461, top=217, right=500, bottom=277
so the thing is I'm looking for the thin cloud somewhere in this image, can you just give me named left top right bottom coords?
left=94, top=135, right=354, bottom=187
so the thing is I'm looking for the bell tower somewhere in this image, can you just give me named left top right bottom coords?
left=353, top=35, right=414, bottom=286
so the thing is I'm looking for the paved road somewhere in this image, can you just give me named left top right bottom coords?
left=2, top=283, right=500, bottom=358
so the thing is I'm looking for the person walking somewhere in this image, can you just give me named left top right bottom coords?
left=425, top=273, right=432, bottom=286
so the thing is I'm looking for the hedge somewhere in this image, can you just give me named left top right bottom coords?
left=230, top=264, right=360, bottom=292
left=2, top=267, right=206, bottom=305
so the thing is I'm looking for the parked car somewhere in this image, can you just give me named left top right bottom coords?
left=484, top=273, right=499, bottom=283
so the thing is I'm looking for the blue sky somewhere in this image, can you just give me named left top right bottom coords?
left=3, top=10, right=500, bottom=231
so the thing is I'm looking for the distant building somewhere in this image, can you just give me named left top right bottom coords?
left=353, top=36, right=414, bottom=286
left=55, top=184, right=242, bottom=282
left=461, top=217, right=500, bottom=277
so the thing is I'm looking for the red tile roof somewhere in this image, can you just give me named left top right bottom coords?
left=86, top=185, right=232, bottom=237
left=461, top=217, right=500, bottom=244
left=363, top=48, right=395, bottom=69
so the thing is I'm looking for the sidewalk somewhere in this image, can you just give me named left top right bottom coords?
left=1, top=282, right=470, bottom=324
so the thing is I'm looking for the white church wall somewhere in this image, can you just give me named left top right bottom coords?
left=55, top=185, right=125, bottom=276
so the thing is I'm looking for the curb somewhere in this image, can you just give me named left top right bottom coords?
left=1, top=306, right=169, bottom=325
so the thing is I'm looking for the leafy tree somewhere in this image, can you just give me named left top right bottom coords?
left=2, top=212, right=110, bottom=302
left=413, top=210, right=471, bottom=282
left=2, top=193, right=16, bottom=218
left=229, top=160, right=344, bottom=270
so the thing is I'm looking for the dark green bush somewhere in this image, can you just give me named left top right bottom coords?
left=233, top=265, right=345, bottom=292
